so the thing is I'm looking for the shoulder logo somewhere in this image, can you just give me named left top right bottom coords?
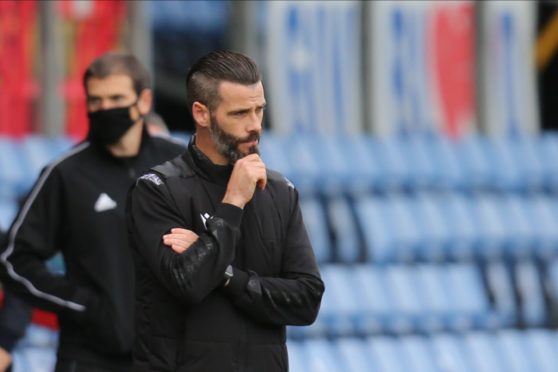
left=284, top=176, right=295, bottom=189
left=139, top=173, right=163, bottom=186
left=94, top=193, right=117, bottom=212
left=200, top=212, right=210, bottom=229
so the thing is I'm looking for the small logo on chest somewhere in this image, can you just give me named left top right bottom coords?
left=200, top=213, right=210, bottom=229
left=94, top=193, right=117, bottom=212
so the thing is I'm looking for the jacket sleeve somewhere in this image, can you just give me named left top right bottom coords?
left=0, top=289, right=32, bottom=352
left=127, top=175, right=243, bottom=304
left=0, top=166, right=96, bottom=321
left=222, top=186, right=324, bottom=327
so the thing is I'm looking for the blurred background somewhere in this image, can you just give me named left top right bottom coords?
left=3, top=0, right=558, bottom=371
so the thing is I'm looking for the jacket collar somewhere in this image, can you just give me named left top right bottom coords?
left=186, top=135, right=232, bottom=186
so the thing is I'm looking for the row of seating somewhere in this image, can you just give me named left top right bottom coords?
left=2, top=133, right=558, bottom=199
left=302, top=192, right=558, bottom=264
left=289, top=260, right=558, bottom=339
left=288, top=329, right=558, bottom=372
left=4, top=187, right=558, bottom=264
left=260, top=133, right=558, bottom=195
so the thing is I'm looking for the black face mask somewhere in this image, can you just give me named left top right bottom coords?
left=87, top=103, right=139, bottom=145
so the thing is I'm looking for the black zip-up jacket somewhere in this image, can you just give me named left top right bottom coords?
left=0, top=128, right=184, bottom=369
left=126, top=139, right=324, bottom=372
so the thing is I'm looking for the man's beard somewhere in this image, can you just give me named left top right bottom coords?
left=209, top=116, right=260, bottom=164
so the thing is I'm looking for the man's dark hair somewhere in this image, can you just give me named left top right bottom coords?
left=83, top=52, right=151, bottom=96
left=186, top=50, right=261, bottom=113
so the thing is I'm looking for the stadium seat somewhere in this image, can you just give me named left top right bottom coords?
left=429, top=333, right=474, bottom=372
left=304, top=339, right=346, bottom=372
left=325, top=196, right=362, bottom=262
left=354, top=196, right=396, bottom=264
left=0, top=137, right=29, bottom=198
left=538, top=133, right=558, bottom=191
left=456, top=135, right=492, bottom=191
left=513, top=261, right=546, bottom=327
left=463, top=331, right=507, bottom=372
left=482, top=261, right=517, bottom=327
left=495, top=329, right=537, bottom=372
left=435, top=193, right=477, bottom=261
left=287, top=341, right=307, bottom=372
left=335, top=338, right=376, bottom=372
left=442, top=263, right=499, bottom=330
left=0, top=197, right=18, bottom=231
left=350, top=265, right=400, bottom=335
left=408, top=193, right=450, bottom=262
left=398, top=335, right=438, bottom=372
left=365, top=336, right=409, bottom=372
left=523, top=329, right=558, bottom=372
left=299, top=197, right=332, bottom=263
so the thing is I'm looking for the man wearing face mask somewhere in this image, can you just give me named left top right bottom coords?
left=0, top=52, right=184, bottom=371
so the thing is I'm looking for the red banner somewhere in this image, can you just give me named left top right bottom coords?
left=0, top=0, right=38, bottom=137
left=61, top=0, right=127, bottom=139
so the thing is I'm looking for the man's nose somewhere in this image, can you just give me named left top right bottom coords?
left=247, top=113, right=262, bottom=132
left=98, top=99, right=113, bottom=110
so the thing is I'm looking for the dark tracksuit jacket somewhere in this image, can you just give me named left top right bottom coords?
left=0, top=128, right=184, bottom=370
left=126, top=139, right=324, bottom=372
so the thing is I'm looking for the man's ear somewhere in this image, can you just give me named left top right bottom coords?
left=192, top=102, right=210, bottom=128
left=137, top=89, right=153, bottom=116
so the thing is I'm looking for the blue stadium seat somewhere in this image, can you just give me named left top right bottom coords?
left=259, top=135, right=298, bottom=192
left=498, top=194, right=534, bottom=259
left=284, top=135, right=322, bottom=196
left=365, top=336, right=409, bottom=372
left=429, top=333, right=474, bottom=372
left=0, top=197, right=18, bottom=231
left=482, top=137, right=523, bottom=192
left=428, top=135, right=465, bottom=190
left=336, top=338, right=376, bottom=372
left=313, top=265, right=359, bottom=337
left=509, top=136, right=545, bottom=192
left=305, top=135, right=354, bottom=196
left=435, top=193, right=477, bottom=261
left=538, top=133, right=558, bottom=191
left=442, top=264, right=499, bottom=330
left=456, top=135, right=492, bottom=191
left=402, top=135, right=441, bottom=189
left=384, top=265, right=432, bottom=333
left=495, top=330, right=537, bottom=372
left=0, top=137, right=29, bottom=198
left=372, top=137, right=410, bottom=192
left=354, top=196, right=395, bottom=264
left=528, top=195, right=558, bottom=259
left=483, top=262, right=517, bottom=327
left=299, top=197, right=332, bottom=263
left=398, top=335, right=438, bottom=372
left=470, top=194, right=507, bottom=260
left=463, top=331, right=506, bottom=372
left=408, top=193, right=450, bottom=262
left=325, top=196, right=362, bottom=263
left=12, top=325, right=58, bottom=372
left=414, top=265, right=454, bottom=332
left=384, top=195, right=421, bottom=262
left=514, top=261, right=546, bottom=327
left=547, top=259, right=558, bottom=308
left=287, top=341, right=306, bottom=372
left=337, top=135, right=383, bottom=194
left=350, top=265, right=399, bottom=335
left=524, top=329, right=558, bottom=372
left=304, top=339, right=346, bottom=372
left=20, top=135, right=63, bottom=186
